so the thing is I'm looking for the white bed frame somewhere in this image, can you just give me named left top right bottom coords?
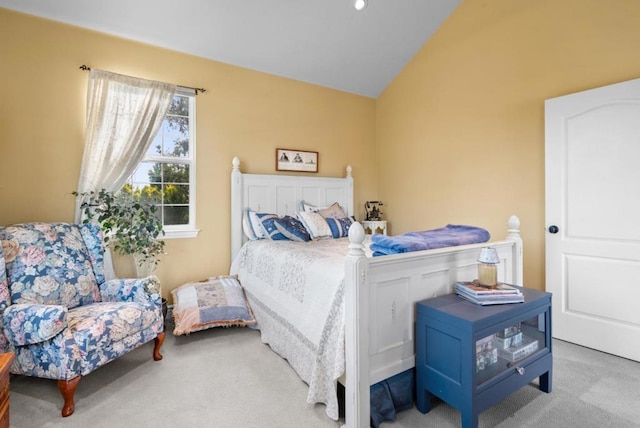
left=230, top=157, right=523, bottom=428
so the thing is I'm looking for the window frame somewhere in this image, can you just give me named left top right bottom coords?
left=126, top=89, right=199, bottom=239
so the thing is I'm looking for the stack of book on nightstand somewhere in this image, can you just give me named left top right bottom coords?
left=455, top=281, right=524, bottom=305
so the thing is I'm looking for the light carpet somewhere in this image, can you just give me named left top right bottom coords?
left=9, top=323, right=640, bottom=428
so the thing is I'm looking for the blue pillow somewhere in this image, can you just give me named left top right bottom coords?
left=274, top=216, right=311, bottom=242
left=325, top=217, right=353, bottom=238
left=257, top=213, right=289, bottom=240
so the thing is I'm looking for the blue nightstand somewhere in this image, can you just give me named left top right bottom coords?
left=415, top=287, right=552, bottom=428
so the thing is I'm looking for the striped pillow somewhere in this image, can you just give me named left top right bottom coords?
left=256, top=213, right=288, bottom=240
left=325, top=217, right=354, bottom=238
left=273, top=216, right=311, bottom=242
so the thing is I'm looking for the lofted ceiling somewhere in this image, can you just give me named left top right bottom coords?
left=0, top=0, right=461, bottom=98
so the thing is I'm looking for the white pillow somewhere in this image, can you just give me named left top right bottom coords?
left=299, top=200, right=328, bottom=213
left=317, top=202, right=347, bottom=219
left=297, top=211, right=332, bottom=240
left=300, top=201, right=348, bottom=219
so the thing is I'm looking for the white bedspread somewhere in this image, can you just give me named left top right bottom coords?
left=230, top=237, right=371, bottom=420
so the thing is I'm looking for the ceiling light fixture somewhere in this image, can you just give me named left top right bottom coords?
left=355, top=0, right=367, bottom=11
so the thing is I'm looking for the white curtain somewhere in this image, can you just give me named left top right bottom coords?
left=75, top=69, right=176, bottom=278
left=76, top=69, right=177, bottom=209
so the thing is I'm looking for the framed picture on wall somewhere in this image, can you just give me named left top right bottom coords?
left=276, top=149, right=318, bottom=173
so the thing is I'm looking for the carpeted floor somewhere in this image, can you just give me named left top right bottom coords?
left=9, top=323, right=640, bottom=428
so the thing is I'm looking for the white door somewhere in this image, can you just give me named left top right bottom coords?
left=545, top=78, right=640, bottom=362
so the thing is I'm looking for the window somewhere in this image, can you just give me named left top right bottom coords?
left=122, top=89, right=198, bottom=238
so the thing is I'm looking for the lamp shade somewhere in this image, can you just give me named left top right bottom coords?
left=477, top=247, right=500, bottom=264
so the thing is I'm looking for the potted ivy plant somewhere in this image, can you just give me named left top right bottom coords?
left=74, top=188, right=166, bottom=280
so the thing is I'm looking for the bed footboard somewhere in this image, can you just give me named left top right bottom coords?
left=342, top=216, right=523, bottom=428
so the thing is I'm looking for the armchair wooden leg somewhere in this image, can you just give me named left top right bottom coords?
left=153, top=332, right=165, bottom=361
left=58, top=376, right=81, bottom=417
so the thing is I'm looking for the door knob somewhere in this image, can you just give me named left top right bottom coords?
left=548, top=225, right=559, bottom=234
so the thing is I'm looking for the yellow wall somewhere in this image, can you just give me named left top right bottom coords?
left=377, top=0, right=640, bottom=290
left=3, top=0, right=639, bottom=297
left=0, top=9, right=377, bottom=299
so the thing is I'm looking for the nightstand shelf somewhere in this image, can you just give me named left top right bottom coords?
left=415, top=287, right=552, bottom=428
left=362, top=220, right=387, bottom=235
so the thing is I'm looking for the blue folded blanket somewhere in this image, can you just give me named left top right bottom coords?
left=370, top=224, right=490, bottom=256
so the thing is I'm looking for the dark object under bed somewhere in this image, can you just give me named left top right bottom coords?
left=338, top=369, right=415, bottom=427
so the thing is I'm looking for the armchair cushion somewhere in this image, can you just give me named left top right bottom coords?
left=3, top=303, right=67, bottom=346
left=68, top=302, right=160, bottom=357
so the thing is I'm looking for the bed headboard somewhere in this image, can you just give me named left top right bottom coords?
left=230, top=156, right=354, bottom=259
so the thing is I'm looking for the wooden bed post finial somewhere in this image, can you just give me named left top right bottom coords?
left=507, top=215, right=520, bottom=234
left=232, top=156, right=240, bottom=171
left=506, top=215, right=523, bottom=286
left=346, top=165, right=352, bottom=178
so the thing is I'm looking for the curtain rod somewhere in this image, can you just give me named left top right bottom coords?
left=79, top=65, right=206, bottom=95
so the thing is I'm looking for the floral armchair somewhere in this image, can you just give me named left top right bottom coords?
left=0, top=222, right=165, bottom=417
